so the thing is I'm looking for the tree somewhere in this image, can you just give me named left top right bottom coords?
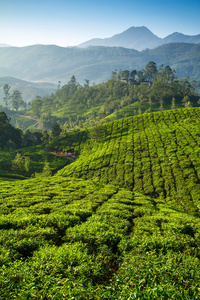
left=41, top=130, right=49, bottom=145
left=3, top=84, right=11, bottom=108
left=0, top=112, right=22, bottom=149
left=137, top=70, right=146, bottom=82
left=11, top=153, right=24, bottom=174
left=159, top=99, right=164, bottom=111
left=184, top=101, right=193, bottom=108
left=42, top=161, right=52, bottom=177
left=58, top=81, right=61, bottom=89
left=182, top=95, right=190, bottom=106
left=68, top=75, right=79, bottom=95
left=11, top=90, right=25, bottom=110
left=40, top=112, right=54, bottom=129
left=22, top=130, right=42, bottom=147
left=148, top=96, right=152, bottom=111
left=51, top=122, right=62, bottom=139
left=31, top=96, right=43, bottom=117
left=144, top=61, right=157, bottom=81
left=131, top=69, right=137, bottom=81
left=24, top=157, right=31, bottom=173
left=111, top=70, right=118, bottom=82
left=121, top=70, right=130, bottom=83
left=84, top=79, right=90, bottom=88
left=179, top=77, right=196, bottom=97
left=163, top=66, right=176, bottom=82
left=171, top=97, right=176, bottom=109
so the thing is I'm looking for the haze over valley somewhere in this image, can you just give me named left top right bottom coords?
left=0, top=26, right=200, bottom=104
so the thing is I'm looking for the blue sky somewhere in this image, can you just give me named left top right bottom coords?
left=0, top=0, right=200, bottom=47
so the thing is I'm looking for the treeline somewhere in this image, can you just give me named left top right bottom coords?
left=30, top=62, right=200, bottom=130
left=0, top=112, right=69, bottom=178
left=0, top=111, right=64, bottom=150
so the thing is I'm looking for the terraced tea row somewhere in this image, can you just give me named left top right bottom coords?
left=1, top=176, right=200, bottom=298
left=58, top=107, right=200, bottom=214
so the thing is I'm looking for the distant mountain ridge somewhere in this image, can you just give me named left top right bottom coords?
left=78, top=26, right=200, bottom=50
left=163, top=32, right=200, bottom=44
left=0, top=43, right=200, bottom=85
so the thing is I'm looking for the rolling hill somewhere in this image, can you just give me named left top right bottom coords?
left=1, top=107, right=200, bottom=298
left=56, top=107, right=200, bottom=215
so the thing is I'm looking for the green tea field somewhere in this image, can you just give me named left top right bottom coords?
left=1, top=107, right=200, bottom=299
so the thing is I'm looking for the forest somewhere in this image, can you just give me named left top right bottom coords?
left=28, top=62, right=199, bottom=130
left=2, top=61, right=199, bottom=132
left=0, top=62, right=200, bottom=299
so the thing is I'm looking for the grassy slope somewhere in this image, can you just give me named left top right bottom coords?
left=1, top=107, right=200, bottom=298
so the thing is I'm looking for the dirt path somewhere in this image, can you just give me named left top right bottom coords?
left=23, top=114, right=39, bottom=122
left=51, top=150, right=78, bottom=163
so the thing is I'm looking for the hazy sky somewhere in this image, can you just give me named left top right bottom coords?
left=0, top=0, right=200, bottom=47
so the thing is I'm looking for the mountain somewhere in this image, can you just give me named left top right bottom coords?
left=0, top=76, right=57, bottom=104
left=163, top=32, right=200, bottom=44
left=78, top=26, right=163, bottom=51
left=0, top=43, right=200, bottom=84
left=78, top=26, right=200, bottom=50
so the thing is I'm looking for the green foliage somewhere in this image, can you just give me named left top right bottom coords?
left=0, top=111, right=22, bottom=149
left=58, top=107, right=200, bottom=215
left=3, top=84, right=11, bottom=108
left=51, top=121, right=62, bottom=139
left=0, top=144, right=68, bottom=178
left=31, top=96, right=43, bottom=117
left=27, top=63, right=199, bottom=131
left=42, top=161, right=52, bottom=177
left=0, top=176, right=200, bottom=298
left=1, top=83, right=200, bottom=297
left=11, top=153, right=24, bottom=174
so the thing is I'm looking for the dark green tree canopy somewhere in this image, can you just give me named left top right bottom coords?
left=3, top=84, right=11, bottom=108
left=144, top=61, right=158, bottom=81
left=51, top=122, right=62, bottom=139
left=0, top=111, right=22, bottom=148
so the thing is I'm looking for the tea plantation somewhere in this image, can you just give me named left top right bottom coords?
left=1, top=107, right=200, bottom=299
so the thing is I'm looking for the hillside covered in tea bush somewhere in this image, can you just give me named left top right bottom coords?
left=1, top=107, right=200, bottom=298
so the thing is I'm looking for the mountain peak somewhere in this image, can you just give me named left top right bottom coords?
left=78, top=26, right=163, bottom=50
left=78, top=26, right=200, bottom=51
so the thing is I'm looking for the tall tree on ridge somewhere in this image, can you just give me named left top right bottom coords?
left=3, top=84, right=11, bottom=108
